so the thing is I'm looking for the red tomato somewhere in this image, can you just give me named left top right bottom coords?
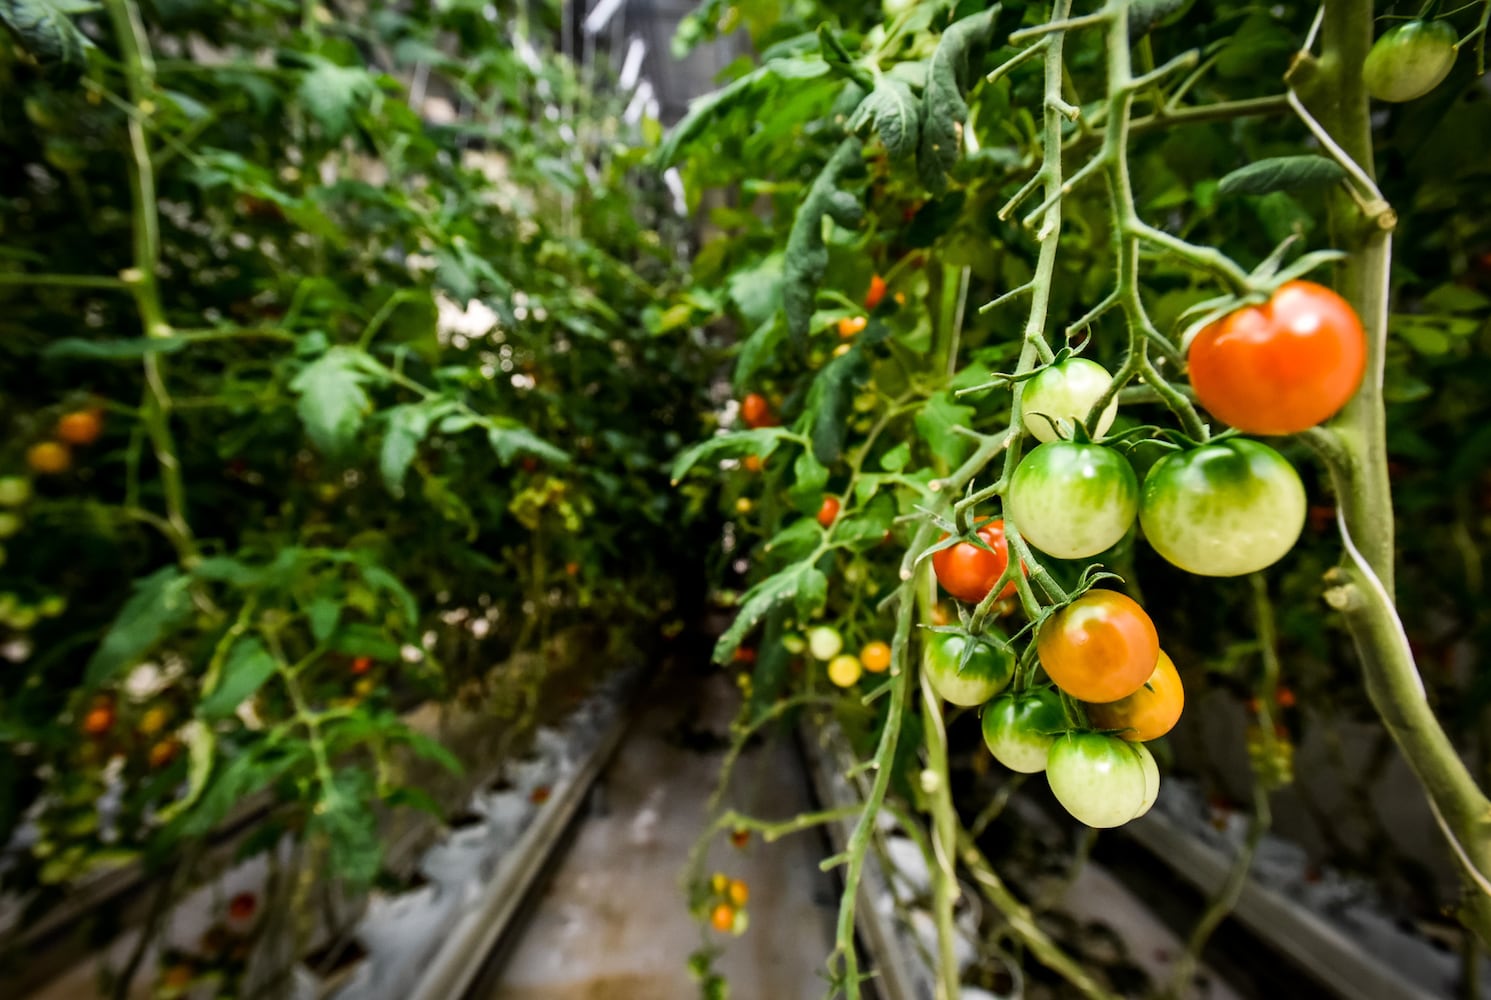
left=817, top=495, right=841, bottom=528
left=1037, top=590, right=1158, bottom=703
left=740, top=393, right=775, bottom=429
left=228, top=892, right=257, bottom=921
left=1187, top=281, right=1367, bottom=435
left=1086, top=649, right=1184, bottom=741
left=865, top=274, right=887, bottom=310
left=350, top=656, right=373, bottom=676
left=931, top=520, right=1021, bottom=604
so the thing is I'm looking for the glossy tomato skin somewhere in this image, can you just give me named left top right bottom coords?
left=924, top=631, right=1014, bottom=706
left=1086, top=649, right=1184, bottom=741
left=1037, top=590, right=1158, bottom=703
left=1139, top=438, right=1306, bottom=577
left=1188, top=281, right=1366, bottom=436
left=982, top=688, right=1066, bottom=773
left=1046, top=732, right=1153, bottom=828
left=932, top=520, right=1017, bottom=604
left=1364, top=20, right=1458, bottom=103
left=1007, top=442, right=1138, bottom=560
left=1020, top=358, right=1119, bottom=444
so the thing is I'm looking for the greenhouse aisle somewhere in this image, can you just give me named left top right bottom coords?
left=488, top=669, right=839, bottom=999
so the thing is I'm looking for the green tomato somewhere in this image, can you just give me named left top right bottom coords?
left=1006, top=441, right=1139, bottom=559
left=1364, top=20, right=1458, bottom=103
left=1139, top=438, right=1306, bottom=577
left=924, top=631, right=1014, bottom=707
left=1019, top=358, right=1119, bottom=444
left=38, top=595, right=66, bottom=618
left=807, top=625, right=844, bottom=661
left=981, top=688, right=1066, bottom=773
left=0, top=512, right=21, bottom=540
left=1133, top=742, right=1160, bottom=819
left=1045, top=732, right=1152, bottom=828
left=782, top=632, right=807, bottom=655
left=0, top=477, right=31, bottom=507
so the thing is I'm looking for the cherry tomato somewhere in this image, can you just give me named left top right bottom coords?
left=817, top=495, right=841, bottom=528
left=1046, top=733, right=1157, bottom=828
left=1188, top=281, right=1366, bottom=435
left=228, top=892, right=257, bottom=921
left=932, top=520, right=1021, bottom=604
left=710, top=902, right=736, bottom=932
left=148, top=739, right=180, bottom=768
left=865, top=274, right=887, bottom=310
left=981, top=688, right=1065, bottom=773
left=740, top=393, right=775, bottom=429
left=808, top=626, right=844, bottom=661
left=1086, top=649, right=1184, bottom=741
left=55, top=409, right=104, bottom=446
left=837, top=315, right=867, bottom=338
left=743, top=454, right=764, bottom=473
left=732, top=646, right=756, bottom=665
left=82, top=698, right=115, bottom=735
left=350, top=656, right=373, bottom=675
left=1020, top=358, right=1119, bottom=444
left=1139, top=438, right=1306, bottom=577
left=727, top=879, right=749, bottom=906
left=26, top=442, right=71, bottom=475
left=0, top=477, right=31, bottom=507
left=1007, top=442, right=1138, bottom=559
left=139, top=705, right=171, bottom=736
left=1364, top=19, right=1459, bottom=103
left=1037, top=590, right=1157, bottom=703
left=924, top=631, right=1015, bottom=706
left=860, top=640, right=892, bottom=673
left=730, top=828, right=750, bottom=849
left=827, top=654, right=862, bottom=687
left=735, top=497, right=754, bottom=515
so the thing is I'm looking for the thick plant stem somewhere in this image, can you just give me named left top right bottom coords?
left=1304, top=0, right=1491, bottom=944
left=917, top=568, right=961, bottom=1000
left=106, top=0, right=197, bottom=565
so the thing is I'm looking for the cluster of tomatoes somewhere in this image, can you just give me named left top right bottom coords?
left=782, top=625, right=892, bottom=689
left=702, top=872, right=751, bottom=935
left=921, top=281, right=1370, bottom=827
left=23, top=406, right=104, bottom=477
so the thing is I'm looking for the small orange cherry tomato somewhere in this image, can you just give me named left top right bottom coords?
left=865, top=274, right=887, bottom=310
left=743, top=454, right=764, bottom=473
left=56, top=409, right=104, bottom=446
left=1037, top=590, right=1158, bottom=704
left=932, top=520, right=1021, bottom=604
left=740, top=393, right=775, bottom=429
left=1086, top=649, right=1185, bottom=741
left=26, top=442, right=71, bottom=475
left=817, top=496, right=841, bottom=528
left=860, top=640, right=892, bottom=674
left=727, top=879, right=749, bottom=906
left=710, top=902, right=736, bottom=932
left=837, top=315, right=867, bottom=338
left=350, top=656, right=373, bottom=676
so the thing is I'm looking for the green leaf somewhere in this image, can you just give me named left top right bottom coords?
left=0, top=0, right=95, bottom=71
left=764, top=518, right=822, bottom=563
left=290, top=347, right=371, bottom=457
left=879, top=442, right=911, bottom=472
left=848, top=77, right=920, bottom=161
left=380, top=403, right=433, bottom=496
left=329, top=623, right=402, bottom=661
left=299, top=61, right=378, bottom=138
left=656, top=56, right=832, bottom=167
left=486, top=420, right=570, bottom=465
left=918, top=7, right=998, bottom=193
left=356, top=561, right=419, bottom=626
left=1129, top=0, right=1193, bottom=36
left=312, top=768, right=382, bottom=884
left=735, top=315, right=788, bottom=392
left=727, top=253, right=785, bottom=329
left=43, top=337, right=188, bottom=360
left=154, top=721, right=215, bottom=824
left=916, top=392, right=977, bottom=467
left=784, top=136, right=865, bottom=340
left=307, top=597, right=340, bottom=643
left=1217, top=155, right=1346, bottom=197
left=199, top=637, right=278, bottom=719
left=85, top=568, right=194, bottom=688
left=802, top=347, right=865, bottom=464
left=713, top=561, right=825, bottom=664
left=671, top=428, right=790, bottom=484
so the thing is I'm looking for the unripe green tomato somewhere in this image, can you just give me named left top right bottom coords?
left=853, top=391, right=878, bottom=414
left=1364, top=20, right=1458, bottom=103
left=807, top=625, right=844, bottom=661
left=38, top=595, right=65, bottom=617
left=981, top=688, right=1065, bottom=773
left=924, top=631, right=1015, bottom=706
left=1019, top=358, right=1119, bottom=444
left=0, top=512, right=21, bottom=539
left=1006, top=441, right=1139, bottom=559
left=782, top=632, right=807, bottom=655
left=1133, top=742, right=1160, bottom=819
left=0, top=477, right=31, bottom=507
left=1045, top=732, right=1152, bottom=828
left=843, top=560, right=867, bottom=585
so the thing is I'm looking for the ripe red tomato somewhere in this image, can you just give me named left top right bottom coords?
left=865, top=274, right=887, bottom=310
left=350, top=656, right=373, bottom=676
left=740, top=393, right=775, bottom=429
left=82, top=698, right=115, bottom=735
left=817, top=495, right=841, bottom=528
left=1037, top=590, right=1158, bottom=703
left=1086, top=649, right=1184, bottom=741
left=56, top=409, right=103, bottom=445
left=932, top=520, right=1021, bottom=604
left=1187, top=281, right=1367, bottom=435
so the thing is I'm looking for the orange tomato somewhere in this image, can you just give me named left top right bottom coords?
left=82, top=700, right=115, bottom=735
left=860, top=640, right=892, bottom=673
left=1037, top=590, right=1158, bottom=703
left=865, top=274, right=887, bottom=310
left=740, top=392, right=775, bottom=429
left=710, top=902, right=736, bottom=932
left=932, top=520, right=1021, bottom=604
left=26, top=442, right=71, bottom=475
left=727, top=879, right=749, bottom=906
left=148, top=739, right=180, bottom=768
left=1188, top=281, right=1366, bottom=436
left=837, top=315, right=867, bottom=338
left=1086, top=649, right=1185, bottom=741
left=742, top=454, right=764, bottom=473
left=56, top=409, right=104, bottom=445
left=817, top=495, right=841, bottom=528
left=350, top=656, right=373, bottom=676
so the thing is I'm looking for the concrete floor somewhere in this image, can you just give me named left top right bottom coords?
left=490, top=669, right=839, bottom=999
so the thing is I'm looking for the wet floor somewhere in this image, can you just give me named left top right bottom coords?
left=490, top=668, right=839, bottom=999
